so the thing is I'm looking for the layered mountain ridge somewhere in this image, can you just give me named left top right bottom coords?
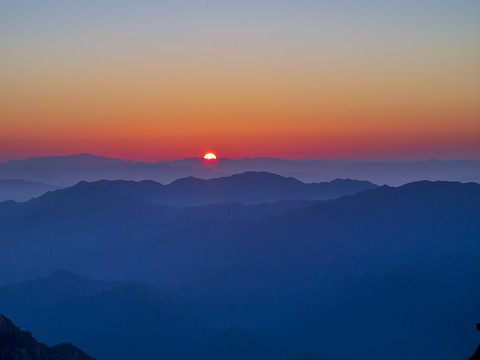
left=1, top=153, right=478, bottom=188
left=0, top=171, right=479, bottom=359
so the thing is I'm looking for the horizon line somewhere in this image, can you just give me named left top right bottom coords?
left=1, top=152, right=480, bottom=164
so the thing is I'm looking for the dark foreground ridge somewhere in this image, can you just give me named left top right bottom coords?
left=472, top=345, right=480, bottom=360
left=0, top=314, right=95, bottom=360
left=472, top=324, right=480, bottom=360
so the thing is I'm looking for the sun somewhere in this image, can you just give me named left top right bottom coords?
left=203, top=152, right=217, bottom=160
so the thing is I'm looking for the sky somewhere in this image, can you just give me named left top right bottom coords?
left=1, top=0, right=479, bottom=161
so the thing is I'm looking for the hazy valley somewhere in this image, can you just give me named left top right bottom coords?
left=0, top=155, right=479, bottom=359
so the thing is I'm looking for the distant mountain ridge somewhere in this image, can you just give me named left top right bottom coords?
left=164, top=172, right=374, bottom=205
left=73, top=180, right=479, bottom=284
left=0, top=179, right=62, bottom=202
left=0, top=153, right=212, bottom=187
left=4, top=171, right=377, bottom=207
left=1, top=153, right=478, bottom=187
left=0, top=172, right=375, bottom=284
left=1, top=180, right=478, bottom=286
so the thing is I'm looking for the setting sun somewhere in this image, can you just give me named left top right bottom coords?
left=204, top=153, right=217, bottom=160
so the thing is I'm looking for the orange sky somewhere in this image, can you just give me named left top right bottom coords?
left=1, top=1, right=479, bottom=161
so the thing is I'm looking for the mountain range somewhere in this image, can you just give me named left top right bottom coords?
left=0, top=170, right=479, bottom=359
left=29, top=171, right=375, bottom=206
left=1, top=179, right=478, bottom=286
left=0, top=154, right=478, bottom=189
left=0, top=172, right=375, bottom=283
left=57, top=180, right=478, bottom=285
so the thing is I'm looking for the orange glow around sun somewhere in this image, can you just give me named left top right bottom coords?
left=204, top=152, right=217, bottom=160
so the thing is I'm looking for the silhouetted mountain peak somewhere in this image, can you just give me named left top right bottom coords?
left=0, top=314, right=17, bottom=335
left=231, top=171, right=298, bottom=180
left=384, top=180, right=480, bottom=199
left=0, top=314, right=95, bottom=360
left=169, top=175, right=202, bottom=185
left=228, top=171, right=305, bottom=186
left=63, top=153, right=105, bottom=160
left=398, top=179, right=475, bottom=189
left=5, top=153, right=113, bottom=165
left=329, top=178, right=367, bottom=184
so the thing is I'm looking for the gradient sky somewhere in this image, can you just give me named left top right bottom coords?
left=1, top=0, right=479, bottom=161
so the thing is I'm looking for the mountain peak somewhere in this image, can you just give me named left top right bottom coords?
left=230, top=171, right=299, bottom=181
left=169, top=175, right=203, bottom=185
left=0, top=314, right=95, bottom=360
left=0, top=314, right=17, bottom=335
left=65, top=153, right=105, bottom=159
